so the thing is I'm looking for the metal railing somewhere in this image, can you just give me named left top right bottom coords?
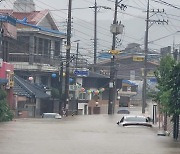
left=9, top=53, right=61, bottom=66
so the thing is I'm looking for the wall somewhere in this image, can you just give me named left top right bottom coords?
left=88, top=100, right=119, bottom=114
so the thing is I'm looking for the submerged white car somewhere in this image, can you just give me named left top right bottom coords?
left=42, top=113, right=62, bottom=119
left=117, top=115, right=152, bottom=127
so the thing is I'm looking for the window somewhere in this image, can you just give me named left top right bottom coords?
left=17, top=36, right=30, bottom=53
left=44, top=39, right=50, bottom=55
left=38, top=38, right=43, bottom=54
left=79, top=92, right=86, bottom=100
left=54, top=41, right=60, bottom=56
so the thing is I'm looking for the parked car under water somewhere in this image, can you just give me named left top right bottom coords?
left=42, top=113, right=62, bottom=119
left=117, top=115, right=152, bottom=127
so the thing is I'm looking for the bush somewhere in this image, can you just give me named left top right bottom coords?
left=0, top=89, right=13, bottom=122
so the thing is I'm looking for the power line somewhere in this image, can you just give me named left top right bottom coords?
left=151, top=0, right=180, bottom=10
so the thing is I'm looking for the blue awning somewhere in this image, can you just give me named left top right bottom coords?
left=122, top=80, right=137, bottom=86
left=0, top=78, right=8, bottom=85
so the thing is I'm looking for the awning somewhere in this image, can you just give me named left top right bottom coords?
left=0, top=78, right=8, bottom=85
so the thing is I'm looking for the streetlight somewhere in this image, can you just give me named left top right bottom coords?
left=95, top=101, right=99, bottom=107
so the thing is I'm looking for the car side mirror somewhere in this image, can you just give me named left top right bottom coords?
left=117, top=121, right=120, bottom=125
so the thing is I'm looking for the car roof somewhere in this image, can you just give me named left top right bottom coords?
left=43, top=113, right=59, bottom=115
left=123, top=115, right=146, bottom=118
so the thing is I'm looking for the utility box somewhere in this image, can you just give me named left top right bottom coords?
left=110, top=23, right=124, bottom=34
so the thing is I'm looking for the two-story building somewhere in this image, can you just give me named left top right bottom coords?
left=0, top=0, right=66, bottom=117
left=0, top=0, right=66, bottom=87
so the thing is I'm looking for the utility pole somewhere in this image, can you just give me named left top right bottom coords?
left=75, top=42, right=79, bottom=73
left=65, top=0, right=72, bottom=116
left=108, top=0, right=125, bottom=114
left=142, top=0, right=149, bottom=114
left=89, top=1, right=111, bottom=69
left=59, top=60, right=63, bottom=114
left=93, top=0, right=97, bottom=66
left=0, top=21, right=3, bottom=60
left=75, top=41, right=79, bottom=115
left=89, top=0, right=98, bottom=69
left=142, top=1, right=168, bottom=113
left=108, top=0, right=118, bottom=115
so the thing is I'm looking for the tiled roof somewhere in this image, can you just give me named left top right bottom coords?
left=0, top=9, right=13, bottom=14
left=14, top=75, right=50, bottom=99
left=0, top=9, right=48, bottom=25
left=13, top=10, right=48, bottom=25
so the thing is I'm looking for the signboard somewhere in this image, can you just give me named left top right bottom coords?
left=141, top=69, right=155, bottom=77
left=74, top=69, right=89, bottom=77
left=133, top=56, right=144, bottom=61
left=108, top=50, right=121, bottom=55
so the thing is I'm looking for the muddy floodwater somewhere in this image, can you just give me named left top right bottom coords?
left=0, top=114, right=180, bottom=154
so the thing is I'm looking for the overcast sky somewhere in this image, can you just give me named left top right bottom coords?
left=1, top=0, right=180, bottom=62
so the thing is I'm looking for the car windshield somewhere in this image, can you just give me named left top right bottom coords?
left=125, top=116, right=146, bottom=122
left=43, top=113, right=57, bottom=118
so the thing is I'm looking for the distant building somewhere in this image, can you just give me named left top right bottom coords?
left=160, top=46, right=171, bottom=57
left=125, top=43, right=142, bottom=53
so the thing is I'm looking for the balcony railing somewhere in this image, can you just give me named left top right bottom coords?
left=9, top=53, right=89, bottom=68
left=9, top=53, right=61, bottom=66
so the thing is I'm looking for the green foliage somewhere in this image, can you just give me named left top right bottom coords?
left=0, top=89, right=13, bottom=122
left=0, top=89, right=7, bottom=100
left=153, top=55, right=177, bottom=115
left=51, top=88, right=60, bottom=99
left=167, top=63, right=180, bottom=115
left=155, top=56, right=176, bottom=91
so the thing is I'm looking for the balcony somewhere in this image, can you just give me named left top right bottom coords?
left=9, top=53, right=60, bottom=72
left=9, top=53, right=61, bottom=65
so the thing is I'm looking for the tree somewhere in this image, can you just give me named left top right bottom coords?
left=154, top=55, right=180, bottom=140
left=51, top=88, right=60, bottom=99
left=167, top=63, right=180, bottom=115
left=167, top=63, right=180, bottom=140
left=0, top=89, right=13, bottom=122
left=154, top=55, right=176, bottom=113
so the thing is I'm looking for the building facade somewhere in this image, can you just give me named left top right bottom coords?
left=0, top=0, right=66, bottom=117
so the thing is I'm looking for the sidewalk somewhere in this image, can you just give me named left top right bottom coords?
left=129, top=105, right=167, bottom=135
left=145, top=103, right=171, bottom=136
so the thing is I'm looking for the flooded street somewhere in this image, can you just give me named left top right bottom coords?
left=0, top=114, right=180, bottom=154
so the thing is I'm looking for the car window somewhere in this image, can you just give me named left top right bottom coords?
left=43, top=113, right=56, bottom=118
left=125, top=116, right=146, bottom=122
